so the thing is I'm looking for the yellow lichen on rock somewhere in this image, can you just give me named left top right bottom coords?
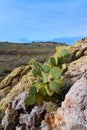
left=0, top=65, right=33, bottom=110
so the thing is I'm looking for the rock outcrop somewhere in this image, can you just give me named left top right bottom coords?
left=19, top=106, right=45, bottom=128
left=0, top=65, right=31, bottom=89
left=0, top=65, right=32, bottom=100
left=45, top=77, right=87, bottom=130
left=2, top=105, right=45, bottom=130
left=0, top=65, right=34, bottom=110
left=63, top=55, right=87, bottom=87
left=12, top=91, right=28, bottom=111
left=1, top=102, right=19, bottom=130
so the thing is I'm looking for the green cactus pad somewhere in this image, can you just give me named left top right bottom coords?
left=25, top=95, right=36, bottom=106
left=29, top=87, right=37, bottom=95
left=32, top=69, right=39, bottom=77
left=39, top=83, right=47, bottom=96
left=50, top=67, right=62, bottom=79
left=56, top=57, right=62, bottom=68
left=41, top=64, right=50, bottom=73
left=60, top=54, right=72, bottom=63
left=60, top=49, right=69, bottom=57
left=50, top=57, right=56, bottom=66
left=49, top=81, right=61, bottom=92
left=60, top=49, right=72, bottom=63
left=33, top=82, right=41, bottom=90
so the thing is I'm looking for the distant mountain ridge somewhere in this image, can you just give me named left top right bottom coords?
left=15, top=36, right=84, bottom=45
left=52, top=36, right=84, bottom=45
left=1, top=36, right=84, bottom=45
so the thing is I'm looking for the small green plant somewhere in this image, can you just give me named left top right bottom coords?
left=25, top=49, right=72, bottom=106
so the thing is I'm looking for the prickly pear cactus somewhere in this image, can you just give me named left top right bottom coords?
left=25, top=49, right=72, bottom=106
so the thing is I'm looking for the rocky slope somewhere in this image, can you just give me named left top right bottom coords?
left=0, top=40, right=87, bottom=130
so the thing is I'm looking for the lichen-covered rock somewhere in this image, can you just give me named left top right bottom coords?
left=0, top=86, right=11, bottom=99
left=54, top=42, right=87, bottom=61
left=0, top=66, right=25, bottom=89
left=45, top=77, right=87, bottom=130
left=0, top=68, right=35, bottom=110
left=0, top=65, right=32, bottom=101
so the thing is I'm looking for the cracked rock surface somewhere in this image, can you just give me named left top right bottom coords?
left=46, top=77, right=87, bottom=130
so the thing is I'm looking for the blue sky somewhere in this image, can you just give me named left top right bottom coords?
left=0, top=0, right=87, bottom=42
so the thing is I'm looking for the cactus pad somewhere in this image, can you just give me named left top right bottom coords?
left=50, top=67, right=62, bottom=79
left=49, top=81, right=61, bottom=92
left=29, top=87, right=37, bottom=95
left=41, top=64, right=50, bottom=73
left=25, top=95, right=36, bottom=106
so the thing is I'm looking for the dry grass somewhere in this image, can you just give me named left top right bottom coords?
left=0, top=41, right=66, bottom=81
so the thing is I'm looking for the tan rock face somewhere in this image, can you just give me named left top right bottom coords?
left=63, top=56, right=87, bottom=87
left=0, top=65, right=32, bottom=90
left=0, top=66, right=33, bottom=110
left=46, top=77, right=87, bottom=130
left=0, top=66, right=24, bottom=88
